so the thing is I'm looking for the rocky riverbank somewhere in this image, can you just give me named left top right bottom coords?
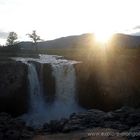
left=0, top=106, right=140, bottom=140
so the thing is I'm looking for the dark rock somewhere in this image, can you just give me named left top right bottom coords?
left=45, top=120, right=64, bottom=133
left=104, top=121, right=129, bottom=131
left=75, top=59, right=140, bottom=111
left=126, top=112, right=140, bottom=126
left=5, top=129, right=20, bottom=140
left=129, top=126, right=140, bottom=133
left=43, top=123, right=50, bottom=132
left=62, top=124, right=80, bottom=133
left=75, top=63, right=102, bottom=110
left=51, top=106, right=140, bottom=134
left=43, top=118, right=68, bottom=134
left=114, top=106, right=135, bottom=113
left=0, top=112, right=11, bottom=122
left=70, top=113, right=77, bottom=119
left=42, top=63, right=56, bottom=102
left=26, top=126, right=34, bottom=132
left=0, top=61, right=28, bottom=116
left=0, top=112, right=35, bottom=140
left=0, top=132, right=4, bottom=140
left=1, top=106, right=140, bottom=139
left=21, top=129, right=34, bottom=139
left=128, top=126, right=140, bottom=140
left=59, top=118, right=68, bottom=127
left=61, top=110, right=106, bottom=133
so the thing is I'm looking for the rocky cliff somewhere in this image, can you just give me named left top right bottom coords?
left=75, top=56, right=140, bottom=111
left=0, top=60, right=28, bottom=116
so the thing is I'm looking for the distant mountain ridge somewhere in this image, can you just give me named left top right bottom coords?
left=110, top=33, right=140, bottom=48
left=18, top=33, right=94, bottom=49
left=18, top=33, right=140, bottom=49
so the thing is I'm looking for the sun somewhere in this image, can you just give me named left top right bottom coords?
left=95, top=31, right=114, bottom=44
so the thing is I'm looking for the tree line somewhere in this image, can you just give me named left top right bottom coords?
left=6, top=30, right=42, bottom=46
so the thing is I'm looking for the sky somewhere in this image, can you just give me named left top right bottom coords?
left=0, top=0, right=140, bottom=44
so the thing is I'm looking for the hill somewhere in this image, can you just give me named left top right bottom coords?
left=18, top=33, right=94, bottom=49
left=110, top=33, right=140, bottom=48
left=17, top=33, right=140, bottom=50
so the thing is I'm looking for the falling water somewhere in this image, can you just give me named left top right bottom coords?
left=12, top=55, right=84, bottom=127
left=51, top=63, right=81, bottom=118
left=22, top=63, right=48, bottom=127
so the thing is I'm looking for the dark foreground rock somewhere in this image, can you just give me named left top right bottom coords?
left=42, top=107, right=130, bottom=133
left=0, top=112, right=34, bottom=140
left=41, top=106, right=140, bottom=140
left=0, top=61, right=28, bottom=116
left=1, top=106, right=140, bottom=139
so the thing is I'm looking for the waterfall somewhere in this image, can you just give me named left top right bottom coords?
left=53, top=64, right=76, bottom=103
left=22, top=63, right=48, bottom=127
left=27, top=63, right=44, bottom=113
left=51, top=64, right=81, bottom=118
left=13, top=55, right=84, bottom=127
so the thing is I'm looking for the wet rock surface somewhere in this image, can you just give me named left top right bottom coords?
left=1, top=106, right=140, bottom=139
left=42, top=63, right=56, bottom=102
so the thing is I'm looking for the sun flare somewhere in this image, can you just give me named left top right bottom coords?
left=95, top=31, right=114, bottom=44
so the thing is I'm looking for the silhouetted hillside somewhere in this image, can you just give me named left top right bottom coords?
left=110, top=33, right=140, bottom=48
left=18, top=33, right=140, bottom=50
left=18, top=33, right=94, bottom=49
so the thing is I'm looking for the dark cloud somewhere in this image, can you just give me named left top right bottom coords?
left=0, top=31, right=9, bottom=39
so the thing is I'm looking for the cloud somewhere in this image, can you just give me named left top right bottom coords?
left=126, top=25, right=140, bottom=36
left=0, top=0, right=15, bottom=5
left=0, top=31, right=9, bottom=39
left=132, top=31, right=140, bottom=36
left=133, top=25, right=140, bottom=30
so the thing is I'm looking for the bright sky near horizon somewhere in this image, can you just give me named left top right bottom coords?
left=0, top=0, right=140, bottom=44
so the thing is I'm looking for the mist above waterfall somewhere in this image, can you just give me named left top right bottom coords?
left=13, top=54, right=83, bottom=127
